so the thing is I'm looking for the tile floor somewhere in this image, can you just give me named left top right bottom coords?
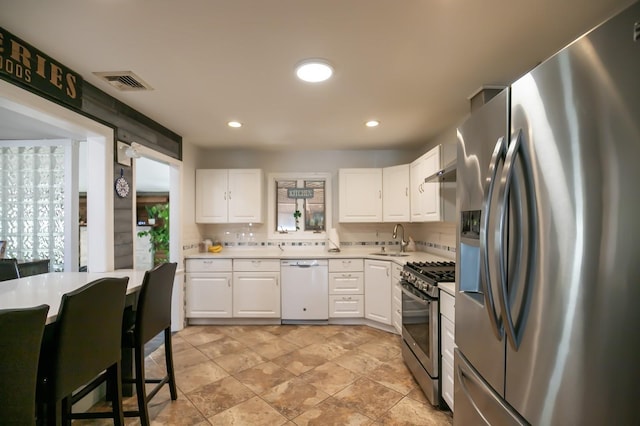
left=83, top=324, right=453, bottom=425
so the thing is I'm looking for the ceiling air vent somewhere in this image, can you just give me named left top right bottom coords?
left=93, top=71, right=153, bottom=91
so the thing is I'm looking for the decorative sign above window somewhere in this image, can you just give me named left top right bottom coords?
left=287, top=188, right=315, bottom=199
left=0, top=27, right=83, bottom=109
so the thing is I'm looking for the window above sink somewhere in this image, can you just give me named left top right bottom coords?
left=267, top=172, right=332, bottom=241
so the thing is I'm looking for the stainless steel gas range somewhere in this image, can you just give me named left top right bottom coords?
left=400, top=261, right=455, bottom=407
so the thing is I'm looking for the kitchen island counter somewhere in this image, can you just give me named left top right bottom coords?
left=0, top=270, right=147, bottom=324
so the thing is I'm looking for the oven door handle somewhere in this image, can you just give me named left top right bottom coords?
left=401, top=284, right=431, bottom=305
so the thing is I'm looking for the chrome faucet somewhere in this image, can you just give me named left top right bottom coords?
left=392, top=223, right=409, bottom=252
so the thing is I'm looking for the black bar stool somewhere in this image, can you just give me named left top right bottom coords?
left=37, top=277, right=129, bottom=425
left=0, top=304, right=49, bottom=426
left=0, top=258, right=20, bottom=281
left=122, top=262, right=178, bottom=426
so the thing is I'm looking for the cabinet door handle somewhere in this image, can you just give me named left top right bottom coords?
left=276, top=278, right=279, bottom=287
left=224, top=191, right=227, bottom=200
left=406, top=187, right=408, bottom=196
left=227, top=278, right=231, bottom=287
left=228, top=191, right=232, bottom=200
left=379, top=190, right=382, bottom=199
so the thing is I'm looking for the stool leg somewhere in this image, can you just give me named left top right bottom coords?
left=164, top=327, right=178, bottom=400
left=134, top=344, right=151, bottom=426
left=121, top=345, right=135, bottom=397
left=109, top=362, right=125, bottom=426
left=60, top=397, right=70, bottom=426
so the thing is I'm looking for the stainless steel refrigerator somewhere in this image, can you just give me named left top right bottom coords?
left=454, top=2, right=640, bottom=424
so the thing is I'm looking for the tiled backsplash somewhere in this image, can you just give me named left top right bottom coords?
left=186, top=222, right=456, bottom=259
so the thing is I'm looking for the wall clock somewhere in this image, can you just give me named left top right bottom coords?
left=115, top=169, right=130, bottom=198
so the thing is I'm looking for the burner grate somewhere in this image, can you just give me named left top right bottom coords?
left=403, top=261, right=456, bottom=286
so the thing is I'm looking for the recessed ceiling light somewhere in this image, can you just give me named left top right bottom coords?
left=295, top=59, right=334, bottom=83
left=365, top=120, right=380, bottom=127
left=228, top=121, right=242, bottom=128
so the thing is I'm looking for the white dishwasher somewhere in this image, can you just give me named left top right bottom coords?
left=280, top=259, right=329, bottom=323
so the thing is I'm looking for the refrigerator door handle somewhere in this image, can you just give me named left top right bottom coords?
left=480, top=136, right=507, bottom=339
left=497, top=129, right=537, bottom=350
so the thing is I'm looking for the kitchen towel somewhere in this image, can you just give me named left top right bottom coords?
left=327, top=228, right=341, bottom=252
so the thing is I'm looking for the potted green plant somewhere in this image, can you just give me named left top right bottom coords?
left=293, top=209, right=301, bottom=230
left=138, top=203, right=170, bottom=264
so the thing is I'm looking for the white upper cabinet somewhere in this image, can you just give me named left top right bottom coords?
left=410, top=145, right=442, bottom=222
left=196, top=169, right=228, bottom=223
left=382, top=164, right=410, bottom=222
left=227, top=169, right=263, bottom=222
left=339, top=168, right=382, bottom=222
left=195, top=169, right=263, bottom=223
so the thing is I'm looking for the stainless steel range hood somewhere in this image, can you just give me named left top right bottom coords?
left=424, top=160, right=456, bottom=183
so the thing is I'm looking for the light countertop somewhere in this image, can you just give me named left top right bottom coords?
left=439, top=282, right=455, bottom=297
left=186, top=246, right=453, bottom=266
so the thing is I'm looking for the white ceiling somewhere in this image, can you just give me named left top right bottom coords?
left=0, top=0, right=633, bottom=151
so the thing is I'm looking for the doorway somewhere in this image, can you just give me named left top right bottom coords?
left=129, top=144, right=183, bottom=269
left=134, top=156, right=170, bottom=270
left=0, top=79, right=115, bottom=271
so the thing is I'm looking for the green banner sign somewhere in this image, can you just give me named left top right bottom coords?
left=0, top=27, right=82, bottom=108
left=287, top=188, right=315, bottom=199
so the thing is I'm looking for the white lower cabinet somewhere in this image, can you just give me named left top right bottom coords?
left=233, top=259, right=280, bottom=318
left=440, top=290, right=456, bottom=412
left=186, top=273, right=232, bottom=318
left=185, top=256, right=403, bottom=329
left=329, top=295, right=363, bottom=317
left=364, top=259, right=391, bottom=325
left=391, top=263, right=403, bottom=334
left=329, top=259, right=364, bottom=318
left=185, top=259, right=233, bottom=318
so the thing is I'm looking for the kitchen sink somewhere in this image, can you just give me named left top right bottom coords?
left=369, top=252, right=410, bottom=257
